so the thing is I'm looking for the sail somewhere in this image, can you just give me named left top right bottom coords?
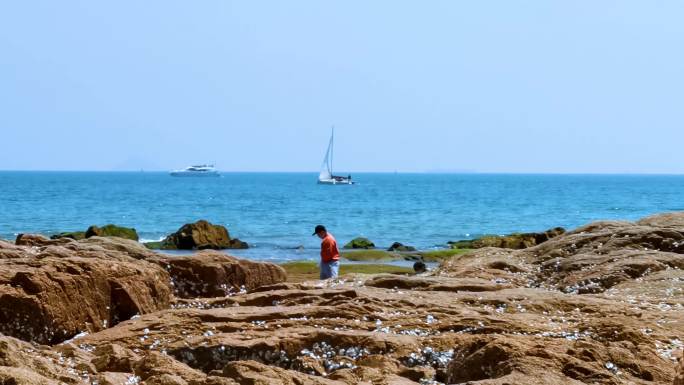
left=318, top=131, right=333, bottom=181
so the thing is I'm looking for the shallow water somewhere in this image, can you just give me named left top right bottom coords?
left=1, top=171, right=683, bottom=262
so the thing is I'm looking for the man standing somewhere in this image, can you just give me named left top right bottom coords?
left=313, top=225, right=340, bottom=279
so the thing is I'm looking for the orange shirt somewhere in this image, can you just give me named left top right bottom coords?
left=320, top=233, right=340, bottom=263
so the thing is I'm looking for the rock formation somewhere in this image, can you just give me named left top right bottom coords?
left=158, top=220, right=249, bottom=250
left=149, top=251, right=287, bottom=298
left=0, top=212, right=682, bottom=384
left=0, top=237, right=171, bottom=344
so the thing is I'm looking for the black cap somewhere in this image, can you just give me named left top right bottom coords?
left=312, top=225, right=326, bottom=236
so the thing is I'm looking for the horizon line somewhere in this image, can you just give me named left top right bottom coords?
left=2, top=169, right=684, bottom=176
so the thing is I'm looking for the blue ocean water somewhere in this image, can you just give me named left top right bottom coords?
left=1, top=172, right=683, bottom=262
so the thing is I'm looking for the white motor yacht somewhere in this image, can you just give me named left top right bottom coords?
left=170, top=165, right=220, bottom=177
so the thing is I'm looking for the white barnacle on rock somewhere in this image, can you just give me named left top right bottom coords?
left=124, top=376, right=141, bottom=385
left=604, top=361, right=619, bottom=374
left=251, top=320, right=267, bottom=328
left=60, top=331, right=88, bottom=345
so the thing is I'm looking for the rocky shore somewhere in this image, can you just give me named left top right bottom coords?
left=0, top=213, right=683, bottom=384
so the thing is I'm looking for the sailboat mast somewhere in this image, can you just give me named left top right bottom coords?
left=330, top=126, right=334, bottom=175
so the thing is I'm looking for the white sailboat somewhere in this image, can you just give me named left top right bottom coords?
left=318, top=127, right=354, bottom=185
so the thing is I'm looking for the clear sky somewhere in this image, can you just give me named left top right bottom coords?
left=1, top=1, right=682, bottom=173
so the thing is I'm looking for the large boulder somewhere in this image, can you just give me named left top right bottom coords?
left=159, top=220, right=248, bottom=250
left=0, top=237, right=171, bottom=344
left=149, top=251, right=286, bottom=298
left=449, top=227, right=565, bottom=250
left=343, top=237, right=375, bottom=249
left=85, top=224, right=139, bottom=241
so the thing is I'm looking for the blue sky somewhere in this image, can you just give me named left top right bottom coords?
left=1, top=1, right=682, bottom=173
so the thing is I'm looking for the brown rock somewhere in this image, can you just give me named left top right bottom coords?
left=675, top=350, right=684, bottom=385
left=161, top=220, right=248, bottom=250
left=76, top=236, right=159, bottom=260
left=0, top=239, right=171, bottom=344
left=636, top=212, right=684, bottom=230
left=0, top=239, right=32, bottom=259
left=149, top=251, right=286, bottom=298
left=134, top=351, right=206, bottom=383
left=15, top=233, right=73, bottom=247
left=145, top=374, right=189, bottom=385
left=97, top=372, right=136, bottom=385
left=91, top=343, right=140, bottom=372
left=0, top=335, right=84, bottom=383
left=222, top=360, right=344, bottom=384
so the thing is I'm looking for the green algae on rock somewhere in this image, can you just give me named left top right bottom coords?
left=417, top=248, right=473, bottom=262
left=343, top=237, right=375, bottom=249
left=449, top=227, right=565, bottom=250
left=85, top=224, right=139, bottom=241
left=341, top=249, right=402, bottom=261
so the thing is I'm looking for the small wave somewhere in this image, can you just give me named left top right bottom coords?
left=139, top=236, right=165, bottom=243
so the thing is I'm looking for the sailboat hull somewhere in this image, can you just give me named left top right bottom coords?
left=317, top=178, right=355, bottom=185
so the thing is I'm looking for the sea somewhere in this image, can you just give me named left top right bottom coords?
left=1, top=171, right=683, bottom=263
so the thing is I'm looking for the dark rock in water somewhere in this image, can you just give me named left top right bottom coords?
left=387, top=242, right=417, bottom=252
left=225, top=238, right=249, bottom=250
left=343, top=237, right=375, bottom=249
left=160, top=220, right=249, bottom=250
left=50, top=231, right=86, bottom=241
left=449, top=227, right=565, bottom=250
left=148, top=251, right=286, bottom=297
left=86, top=224, right=139, bottom=241
left=413, top=261, right=426, bottom=273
